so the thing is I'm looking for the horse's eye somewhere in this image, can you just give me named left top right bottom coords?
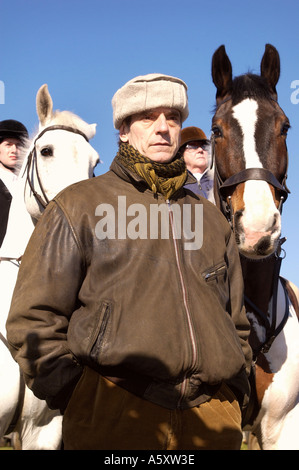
left=281, top=122, right=290, bottom=136
left=212, top=126, right=223, bottom=138
left=40, top=147, right=53, bottom=157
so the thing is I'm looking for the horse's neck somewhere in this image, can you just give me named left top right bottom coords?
left=284, top=279, right=299, bottom=320
left=0, top=172, right=35, bottom=258
left=240, top=254, right=280, bottom=314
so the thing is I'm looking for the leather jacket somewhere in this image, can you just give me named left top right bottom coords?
left=7, top=157, right=252, bottom=411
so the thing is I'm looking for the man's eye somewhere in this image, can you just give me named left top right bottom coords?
left=168, top=114, right=180, bottom=123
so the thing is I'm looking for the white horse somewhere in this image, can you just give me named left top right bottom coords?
left=0, top=84, right=99, bottom=449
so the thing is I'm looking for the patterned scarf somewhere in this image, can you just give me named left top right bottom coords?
left=115, top=143, right=187, bottom=200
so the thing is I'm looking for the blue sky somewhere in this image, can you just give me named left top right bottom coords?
left=1, top=0, right=299, bottom=285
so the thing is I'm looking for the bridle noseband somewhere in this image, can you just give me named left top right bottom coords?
left=0, top=125, right=90, bottom=265
left=25, top=125, right=89, bottom=209
left=213, top=162, right=290, bottom=225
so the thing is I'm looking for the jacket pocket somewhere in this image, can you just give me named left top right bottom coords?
left=203, top=262, right=227, bottom=283
left=88, top=300, right=112, bottom=362
left=202, top=262, right=229, bottom=309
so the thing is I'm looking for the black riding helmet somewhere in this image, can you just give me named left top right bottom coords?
left=0, top=119, right=28, bottom=144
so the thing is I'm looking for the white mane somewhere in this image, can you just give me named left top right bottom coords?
left=41, top=109, right=97, bottom=141
left=14, top=137, right=31, bottom=177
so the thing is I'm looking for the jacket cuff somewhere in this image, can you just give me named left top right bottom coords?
left=46, top=367, right=83, bottom=414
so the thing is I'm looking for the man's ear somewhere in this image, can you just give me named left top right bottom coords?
left=119, top=123, right=129, bottom=142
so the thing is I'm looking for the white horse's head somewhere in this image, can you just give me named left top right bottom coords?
left=23, top=84, right=100, bottom=220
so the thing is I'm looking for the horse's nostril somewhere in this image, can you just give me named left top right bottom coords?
left=233, top=210, right=243, bottom=228
left=255, top=235, right=272, bottom=256
left=270, top=212, right=280, bottom=232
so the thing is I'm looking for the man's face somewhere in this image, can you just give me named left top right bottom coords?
left=119, top=107, right=182, bottom=163
left=0, top=138, right=21, bottom=170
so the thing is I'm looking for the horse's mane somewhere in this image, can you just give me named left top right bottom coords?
left=50, top=110, right=95, bottom=140
left=212, top=73, right=275, bottom=114
left=14, top=137, right=31, bottom=177
left=230, top=73, right=274, bottom=105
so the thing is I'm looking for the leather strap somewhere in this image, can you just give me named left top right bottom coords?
left=219, top=167, right=289, bottom=201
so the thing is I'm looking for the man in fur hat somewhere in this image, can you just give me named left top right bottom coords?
left=0, top=119, right=28, bottom=246
left=181, top=126, right=215, bottom=204
left=7, top=74, right=252, bottom=450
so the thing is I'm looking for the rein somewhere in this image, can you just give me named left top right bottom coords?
left=25, top=125, right=89, bottom=209
left=0, top=256, right=22, bottom=266
left=241, top=248, right=290, bottom=360
left=212, top=96, right=291, bottom=356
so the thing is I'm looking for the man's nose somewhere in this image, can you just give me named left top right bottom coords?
left=155, top=114, right=169, bottom=133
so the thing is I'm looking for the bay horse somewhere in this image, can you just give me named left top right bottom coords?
left=211, top=44, right=299, bottom=450
left=0, top=84, right=99, bottom=449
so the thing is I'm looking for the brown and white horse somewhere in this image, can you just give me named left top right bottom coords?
left=211, top=44, right=299, bottom=450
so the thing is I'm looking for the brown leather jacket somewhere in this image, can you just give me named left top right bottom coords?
left=7, top=158, right=252, bottom=412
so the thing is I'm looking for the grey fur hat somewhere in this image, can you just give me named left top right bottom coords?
left=112, top=73, right=189, bottom=129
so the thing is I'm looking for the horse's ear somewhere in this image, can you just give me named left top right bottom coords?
left=260, top=44, right=280, bottom=99
left=36, top=84, right=53, bottom=126
left=212, top=45, right=233, bottom=101
left=88, top=123, right=97, bottom=139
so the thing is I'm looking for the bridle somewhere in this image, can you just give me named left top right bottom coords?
left=241, top=244, right=290, bottom=361
left=0, top=125, right=89, bottom=265
left=211, top=95, right=291, bottom=359
left=211, top=97, right=290, bottom=225
left=25, top=124, right=89, bottom=209
left=0, top=125, right=91, bottom=429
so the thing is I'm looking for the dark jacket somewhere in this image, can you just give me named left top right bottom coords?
left=0, top=179, right=12, bottom=247
left=6, top=157, right=252, bottom=412
left=184, top=169, right=215, bottom=204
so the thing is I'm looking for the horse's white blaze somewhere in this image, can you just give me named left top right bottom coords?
left=233, top=99, right=261, bottom=168
left=232, top=99, right=280, bottom=252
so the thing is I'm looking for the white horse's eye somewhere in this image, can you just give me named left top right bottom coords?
left=40, top=147, right=53, bottom=157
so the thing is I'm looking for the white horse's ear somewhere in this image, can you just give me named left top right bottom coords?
left=87, top=123, right=97, bottom=139
left=36, top=84, right=53, bottom=126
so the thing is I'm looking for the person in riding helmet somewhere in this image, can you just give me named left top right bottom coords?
left=180, top=126, right=215, bottom=204
left=0, top=119, right=28, bottom=246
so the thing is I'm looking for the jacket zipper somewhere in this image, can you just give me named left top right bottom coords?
left=166, top=199, right=197, bottom=408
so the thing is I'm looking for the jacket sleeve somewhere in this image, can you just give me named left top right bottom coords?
left=226, top=230, right=252, bottom=376
left=6, top=200, right=85, bottom=411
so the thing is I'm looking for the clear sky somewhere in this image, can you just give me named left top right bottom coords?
left=1, top=0, right=299, bottom=285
